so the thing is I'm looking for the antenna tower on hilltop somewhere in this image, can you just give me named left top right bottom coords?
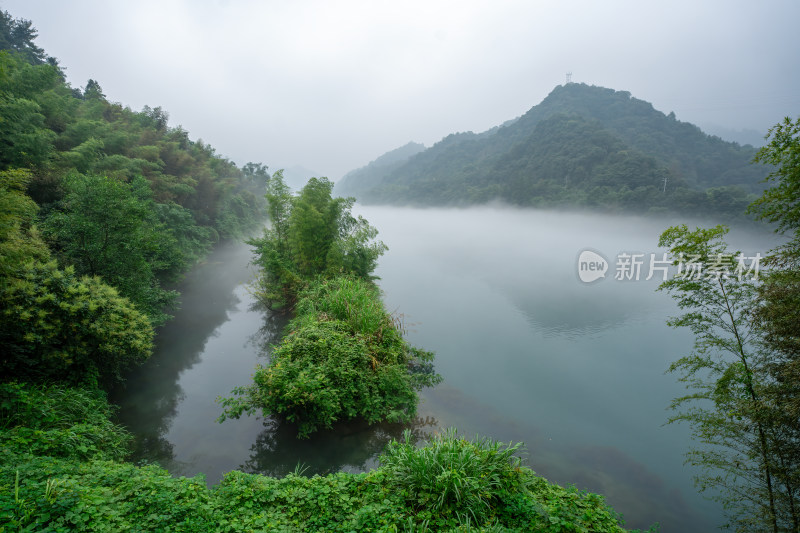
left=565, top=72, right=572, bottom=84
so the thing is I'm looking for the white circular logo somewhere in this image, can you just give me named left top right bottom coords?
left=577, top=249, right=608, bottom=283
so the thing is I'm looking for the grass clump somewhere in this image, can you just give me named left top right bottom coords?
left=378, top=428, right=631, bottom=532
left=380, top=428, right=528, bottom=526
left=0, top=382, right=131, bottom=462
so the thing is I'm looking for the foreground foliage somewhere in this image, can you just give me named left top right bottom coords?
left=657, top=225, right=788, bottom=531
left=219, top=277, right=441, bottom=438
left=0, top=383, right=131, bottom=462
left=749, top=117, right=800, bottom=436
left=1, top=385, right=629, bottom=532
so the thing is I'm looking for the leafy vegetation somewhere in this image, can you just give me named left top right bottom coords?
left=42, top=173, right=182, bottom=325
left=249, top=171, right=387, bottom=309
left=1, top=259, right=154, bottom=388
left=657, top=225, right=785, bottom=531
left=337, top=84, right=765, bottom=219
left=657, top=117, right=800, bottom=532
left=219, top=276, right=441, bottom=438
left=226, top=170, right=440, bottom=437
left=0, top=382, right=132, bottom=462
left=0, top=169, right=153, bottom=389
left=0, top=9, right=267, bottom=390
left=0, top=13, right=267, bottom=329
left=1, top=386, right=630, bottom=532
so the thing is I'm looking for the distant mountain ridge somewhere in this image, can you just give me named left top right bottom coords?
left=336, top=83, right=767, bottom=217
left=335, top=141, right=425, bottom=196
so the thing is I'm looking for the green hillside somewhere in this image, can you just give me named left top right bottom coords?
left=337, top=83, right=766, bottom=217
left=0, top=10, right=268, bottom=330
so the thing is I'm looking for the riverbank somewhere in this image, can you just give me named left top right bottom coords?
left=2, top=383, right=631, bottom=532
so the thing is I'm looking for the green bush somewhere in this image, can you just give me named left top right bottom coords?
left=0, top=260, right=154, bottom=388
left=0, top=382, right=131, bottom=462
left=219, top=277, right=441, bottom=438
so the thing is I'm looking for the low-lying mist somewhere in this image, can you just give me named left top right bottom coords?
left=357, top=205, right=778, bottom=532
left=115, top=205, right=778, bottom=533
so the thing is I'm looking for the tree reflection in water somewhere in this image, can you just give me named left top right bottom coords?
left=242, top=415, right=439, bottom=478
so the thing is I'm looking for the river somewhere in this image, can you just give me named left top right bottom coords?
left=112, top=206, right=777, bottom=532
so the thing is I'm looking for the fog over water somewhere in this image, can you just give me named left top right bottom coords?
left=114, top=207, right=780, bottom=532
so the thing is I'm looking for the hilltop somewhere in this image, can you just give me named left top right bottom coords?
left=336, top=83, right=766, bottom=218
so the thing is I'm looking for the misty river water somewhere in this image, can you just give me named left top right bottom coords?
left=111, top=206, right=778, bottom=532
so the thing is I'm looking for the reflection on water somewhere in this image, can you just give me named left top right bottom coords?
left=242, top=415, right=438, bottom=478
left=112, top=208, right=777, bottom=533
left=508, top=281, right=655, bottom=339
left=418, top=384, right=709, bottom=531
left=111, top=237, right=435, bottom=486
left=111, top=240, right=265, bottom=478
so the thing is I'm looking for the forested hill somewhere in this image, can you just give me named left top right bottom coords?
left=0, top=9, right=268, bottom=338
left=335, top=141, right=425, bottom=195
left=336, top=83, right=767, bottom=217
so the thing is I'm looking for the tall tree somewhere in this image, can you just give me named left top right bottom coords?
left=657, top=224, right=793, bottom=532
left=0, top=10, right=50, bottom=65
left=748, top=116, right=800, bottom=530
left=249, top=174, right=386, bottom=309
left=749, top=117, right=800, bottom=360
left=43, top=174, right=178, bottom=325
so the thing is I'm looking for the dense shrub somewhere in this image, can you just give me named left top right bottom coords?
left=0, top=261, right=154, bottom=388
left=219, top=277, right=441, bottom=438
left=0, top=382, right=131, bottom=462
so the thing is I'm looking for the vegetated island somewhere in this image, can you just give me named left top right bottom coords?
left=0, top=10, right=644, bottom=532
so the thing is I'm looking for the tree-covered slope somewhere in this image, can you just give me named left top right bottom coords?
left=341, top=83, right=766, bottom=216
left=0, top=10, right=268, bottom=329
left=335, top=141, right=425, bottom=197
left=0, top=10, right=268, bottom=386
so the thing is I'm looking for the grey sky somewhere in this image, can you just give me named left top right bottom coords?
left=4, top=0, right=799, bottom=179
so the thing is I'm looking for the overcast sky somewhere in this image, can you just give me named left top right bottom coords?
left=4, top=0, right=799, bottom=179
